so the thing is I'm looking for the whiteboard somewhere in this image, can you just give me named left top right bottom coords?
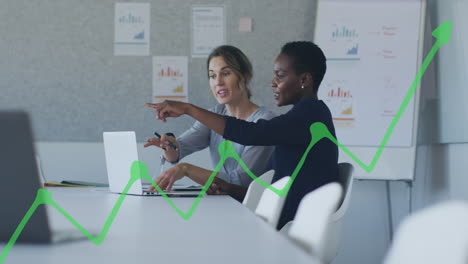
left=314, top=0, right=426, bottom=180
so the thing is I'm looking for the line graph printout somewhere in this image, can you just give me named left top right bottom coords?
left=152, top=56, right=189, bottom=103
left=191, top=5, right=225, bottom=58
left=114, top=3, right=150, bottom=56
left=316, top=1, right=422, bottom=147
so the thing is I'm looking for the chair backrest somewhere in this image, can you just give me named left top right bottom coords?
left=254, top=176, right=290, bottom=228
left=334, top=163, right=354, bottom=216
left=383, top=200, right=468, bottom=264
left=242, top=170, right=275, bottom=212
left=322, top=162, right=354, bottom=263
left=288, top=182, right=343, bottom=261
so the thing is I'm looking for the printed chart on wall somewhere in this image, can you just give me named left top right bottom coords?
left=152, top=56, right=189, bottom=103
left=315, top=0, right=422, bottom=147
left=114, top=3, right=150, bottom=56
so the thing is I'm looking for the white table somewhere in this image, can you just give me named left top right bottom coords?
left=2, top=188, right=321, bottom=264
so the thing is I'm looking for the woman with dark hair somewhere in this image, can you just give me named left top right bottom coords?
left=144, top=45, right=276, bottom=200
left=146, top=41, right=339, bottom=229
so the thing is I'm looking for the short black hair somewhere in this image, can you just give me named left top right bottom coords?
left=280, top=41, right=327, bottom=93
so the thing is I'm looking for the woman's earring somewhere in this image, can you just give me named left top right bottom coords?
left=301, top=84, right=305, bottom=89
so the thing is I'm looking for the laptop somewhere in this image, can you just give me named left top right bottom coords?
left=103, top=131, right=201, bottom=197
left=0, top=111, right=85, bottom=243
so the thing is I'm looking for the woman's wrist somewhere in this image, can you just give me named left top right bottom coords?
left=223, top=182, right=233, bottom=194
left=184, top=103, right=195, bottom=116
left=179, top=163, right=190, bottom=177
left=164, top=150, right=180, bottom=163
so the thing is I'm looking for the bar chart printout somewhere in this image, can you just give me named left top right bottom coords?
left=327, top=24, right=360, bottom=60
left=114, top=3, right=150, bottom=56
left=153, top=56, right=189, bottom=103
left=323, top=79, right=355, bottom=128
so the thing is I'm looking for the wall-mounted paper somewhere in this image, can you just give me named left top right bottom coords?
left=191, top=5, right=225, bottom=58
left=114, top=3, right=150, bottom=56
left=153, top=56, right=188, bottom=103
left=239, top=17, right=252, bottom=32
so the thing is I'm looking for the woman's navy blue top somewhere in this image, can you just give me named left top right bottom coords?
left=223, top=98, right=339, bottom=229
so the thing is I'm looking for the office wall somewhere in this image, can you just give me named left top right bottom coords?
left=435, top=0, right=468, bottom=143
left=0, top=0, right=315, bottom=142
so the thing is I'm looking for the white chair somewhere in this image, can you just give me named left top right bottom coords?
left=383, top=200, right=468, bottom=264
left=288, top=182, right=343, bottom=262
left=280, top=163, right=354, bottom=264
left=322, top=162, right=354, bottom=263
left=242, top=170, right=275, bottom=212
left=255, top=176, right=290, bottom=228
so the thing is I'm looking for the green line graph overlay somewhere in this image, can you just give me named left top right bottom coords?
left=0, top=21, right=451, bottom=263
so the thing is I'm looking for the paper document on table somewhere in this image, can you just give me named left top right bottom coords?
left=44, top=182, right=94, bottom=187
left=45, top=181, right=108, bottom=187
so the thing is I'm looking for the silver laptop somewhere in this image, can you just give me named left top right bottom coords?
left=103, top=131, right=201, bottom=197
left=0, top=111, right=85, bottom=243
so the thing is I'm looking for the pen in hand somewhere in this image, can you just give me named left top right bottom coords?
left=154, top=132, right=178, bottom=151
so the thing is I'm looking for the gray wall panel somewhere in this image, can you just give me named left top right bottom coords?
left=0, top=0, right=314, bottom=141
